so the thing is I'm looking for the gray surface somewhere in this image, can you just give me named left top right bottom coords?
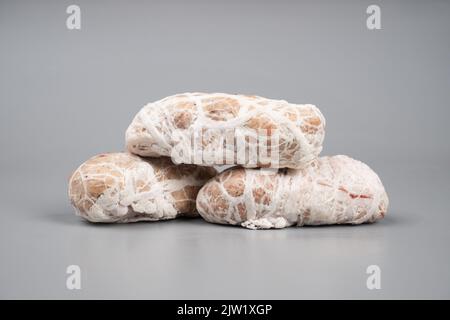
left=0, top=0, right=449, bottom=299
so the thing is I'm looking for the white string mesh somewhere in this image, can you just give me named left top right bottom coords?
left=126, top=93, right=326, bottom=168
left=196, top=155, right=389, bottom=229
left=68, top=153, right=216, bottom=223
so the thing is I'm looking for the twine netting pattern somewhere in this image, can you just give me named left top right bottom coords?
left=126, top=93, right=326, bottom=169
left=196, top=155, right=389, bottom=229
left=68, top=153, right=216, bottom=223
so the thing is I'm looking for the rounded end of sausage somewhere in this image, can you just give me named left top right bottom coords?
left=321, top=155, right=389, bottom=225
left=125, top=104, right=170, bottom=158
left=196, top=167, right=251, bottom=225
left=68, top=153, right=133, bottom=222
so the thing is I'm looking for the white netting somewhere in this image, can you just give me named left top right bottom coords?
left=68, top=153, right=216, bottom=223
left=196, top=155, right=389, bottom=229
left=126, top=93, right=326, bottom=169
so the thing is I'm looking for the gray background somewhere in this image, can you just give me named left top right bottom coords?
left=0, top=0, right=449, bottom=299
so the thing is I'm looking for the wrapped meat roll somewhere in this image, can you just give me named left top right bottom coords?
left=68, top=153, right=216, bottom=223
left=126, top=93, right=325, bottom=169
left=196, top=155, right=388, bottom=229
